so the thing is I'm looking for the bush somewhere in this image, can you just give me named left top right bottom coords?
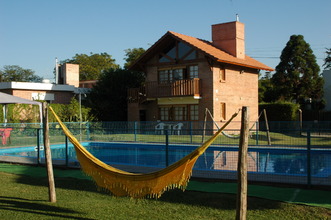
left=0, top=98, right=95, bottom=124
left=259, top=102, right=300, bottom=121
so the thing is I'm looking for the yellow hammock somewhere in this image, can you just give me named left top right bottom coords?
left=49, top=106, right=238, bottom=198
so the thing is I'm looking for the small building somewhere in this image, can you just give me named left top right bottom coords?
left=128, top=21, right=273, bottom=127
left=0, top=63, right=88, bottom=104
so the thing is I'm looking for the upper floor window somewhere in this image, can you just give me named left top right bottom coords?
left=159, top=68, right=184, bottom=83
left=158, top=65, right=198, bottom=83
left=219, top=68, right=226, bottom=82
left=159, top=41, right=197, bottom=63
left=188, top=65, right=198, bottom=79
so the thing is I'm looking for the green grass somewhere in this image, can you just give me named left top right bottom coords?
left=3, top=129, right=331, bottom=149
left=0, top=171, right=330, bottom=220
left=87, top=131, right=331, bottom=147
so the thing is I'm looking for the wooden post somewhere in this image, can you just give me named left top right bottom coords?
left=263, top=109, right=271, bottom=145
left=43, top=102, right=57, bottom=203
left=236, top=106, right=249, bottom=220
left=201, top=108, right=208, bottom=143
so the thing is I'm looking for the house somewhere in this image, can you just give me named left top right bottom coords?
left=0, top=63, right=89, bottom=104
left=128, top=20, right=273, bottom=128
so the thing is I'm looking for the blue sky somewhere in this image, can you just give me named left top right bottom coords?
left=1, top=0, right=330, bottom=80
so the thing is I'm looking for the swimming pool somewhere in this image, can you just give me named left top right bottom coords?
left=1, top=142, right=330, bottom=179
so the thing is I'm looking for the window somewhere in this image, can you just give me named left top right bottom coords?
left=159, top=41, right=197, bottom=63
left=219, top=68, right=226, bottom=82
left=173, top=69, right=184, bottom=80
left=188, top=65, right=198, bottom=79
left=159, top=70, right=170, bottom=83
left=173, top=106, right=187, bottom=121
left=160, top=107, right=170, bottom=120
left=158, top=65, right=198, bottom=83
left=189, top=105, right=199, bottom=120
left=220, top=102, right=226, bottom=120
left=158, top=68, right=184, bottom=83
left=159, top=104, right=198, bottom=121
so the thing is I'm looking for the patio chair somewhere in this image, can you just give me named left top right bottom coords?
left=155, top=122, right=165, bottom=135
left=172, top=123, right=183, bottom=135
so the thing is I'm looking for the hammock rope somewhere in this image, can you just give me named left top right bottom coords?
left=49, top=106, right=238, bottom=198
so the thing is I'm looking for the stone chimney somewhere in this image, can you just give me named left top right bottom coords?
left=212, top=21, right=245, bottom=59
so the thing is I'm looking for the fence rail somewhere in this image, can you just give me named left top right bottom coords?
left=0, top=121, right=330, bottom=187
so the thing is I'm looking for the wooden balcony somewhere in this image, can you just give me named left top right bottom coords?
left=128, top=78, right=201, bottom=103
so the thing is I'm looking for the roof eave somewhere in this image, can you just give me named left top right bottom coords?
left=217, top=59, right=274, bottom=71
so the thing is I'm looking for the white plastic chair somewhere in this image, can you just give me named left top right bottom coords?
left=155, top=123, right=165, bottom=134
left=172, top=123, right=183, bottom=135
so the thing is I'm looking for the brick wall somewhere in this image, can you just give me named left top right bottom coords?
left=10, top=90, right=73, bottom=104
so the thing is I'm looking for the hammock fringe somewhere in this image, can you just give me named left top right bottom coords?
left=49, top=106, right=238, bottom=198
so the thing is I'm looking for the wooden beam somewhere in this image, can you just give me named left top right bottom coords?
left=263, top=109, right=271, bottom=145
left=43, top=102, right=56, bottom=203
left=236, top=106, right=249, bottom=220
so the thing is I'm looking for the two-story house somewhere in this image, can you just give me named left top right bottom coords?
left=128, top=20, right=273, bottom=128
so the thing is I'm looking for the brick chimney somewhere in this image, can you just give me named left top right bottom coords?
left=212, top=21, right=245, bottom=59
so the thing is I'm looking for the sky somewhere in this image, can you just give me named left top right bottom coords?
left=1, top=0, right=330, bottom=81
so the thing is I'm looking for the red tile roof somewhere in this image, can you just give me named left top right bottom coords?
left=168, top=31, right=274, bottom=71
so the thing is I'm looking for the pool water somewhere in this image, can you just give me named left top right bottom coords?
left=1, top=142, right=331, bottom=177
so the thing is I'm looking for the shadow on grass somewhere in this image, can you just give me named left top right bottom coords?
left=14, top=172, right=285, bottom=211
left=158, top=189, right=284, bottom=211
left=16, top=174, right=99, bottom=194
left=0, top=196, right=94, bottom=220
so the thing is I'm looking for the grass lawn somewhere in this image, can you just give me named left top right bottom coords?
left=0, top=171, right=330, bottom=220
left=4, top=128, right=331, bottom=149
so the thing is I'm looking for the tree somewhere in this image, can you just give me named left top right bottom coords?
left=0, top=65, right=43, bottom=82
left=123, top=48, right=146, bottom=69
left=87, top=68, right=145, bottom=121
left=271, top=35, right=323, bottom=105
left=258, top=72, right=278, bottom=103
left=323, top=48, right=331, bottom=70
left=62, top=52, right=119, bottom=81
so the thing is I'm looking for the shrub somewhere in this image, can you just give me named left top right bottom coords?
left=259, top=102, right=300, bottom=121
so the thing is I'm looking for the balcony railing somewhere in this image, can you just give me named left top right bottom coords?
left=128, top=78, right=200, bottom=103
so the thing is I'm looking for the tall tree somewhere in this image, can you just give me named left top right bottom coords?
left=0, top=65, right=43, bottom=82
left=87, top=68, right=145, bottom=121
left=323, top=48, right=331, bottom=70
left=62, top=52, right=119, bottom=81
left=258, top=72, right=278, bottom=103
left=123, top=48, right=146, bottom=69
left=271, top=35, right=323, bottom=105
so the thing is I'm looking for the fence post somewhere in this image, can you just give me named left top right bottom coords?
left=134, top=121, right=137, bottom=142
left=42, top=103, right=56, bottom=203
left=255, top=121, right=259, bottom=146
left=236, top=106, right=249, bottom=220
left=86, top=122, right=90, bottom=140
left=65, top=136, right=69, bottom=167
left=190, top=121, right=193, bottom=144
left=37, top=128, right=41, bottom=165
left=165, top=129, right=169, bottom=167
left=307, top=130, right=311, bottom=188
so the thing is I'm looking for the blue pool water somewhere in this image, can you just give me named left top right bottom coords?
left=1, top=142, right=331, bottom=177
